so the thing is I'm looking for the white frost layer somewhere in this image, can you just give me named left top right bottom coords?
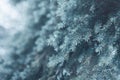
left=0, top=0, right=21, bottom=29
left=0, top=0, right=29, bottom=59
left=0, top=0, right=29, bottom=35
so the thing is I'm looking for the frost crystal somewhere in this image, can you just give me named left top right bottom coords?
left=0, top=0, right=120, bottom=80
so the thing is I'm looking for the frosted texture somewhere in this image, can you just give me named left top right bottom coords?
left=0, top=0, right=120, bottom=80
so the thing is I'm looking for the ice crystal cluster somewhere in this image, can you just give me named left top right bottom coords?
left=0, top=0, right=120, bottom=80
